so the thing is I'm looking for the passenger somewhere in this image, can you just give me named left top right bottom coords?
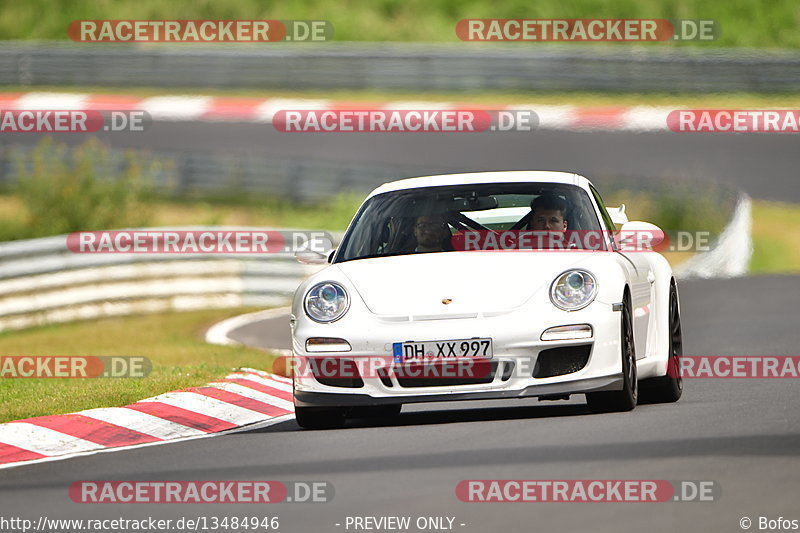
left=413, top=215, right=452, bottom=252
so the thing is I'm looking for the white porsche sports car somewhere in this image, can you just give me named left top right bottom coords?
left=290, top=171, right=683, bottom=429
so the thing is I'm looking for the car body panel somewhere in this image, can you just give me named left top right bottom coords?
left=290, top=171, right=676, bottom=408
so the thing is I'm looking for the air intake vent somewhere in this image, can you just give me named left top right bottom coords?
left=533, top=345, right=592, bottom=378
left=310, top=358, right=364, bottom=388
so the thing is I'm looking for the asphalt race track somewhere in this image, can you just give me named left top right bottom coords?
left=1, top=280, right=799, bottom=530
left=2, top=123, right=799, bottom=532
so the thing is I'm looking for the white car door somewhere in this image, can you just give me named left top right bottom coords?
left=617, top=251, right=654, bottom=359
left=590, top=186, right=653, bottom=359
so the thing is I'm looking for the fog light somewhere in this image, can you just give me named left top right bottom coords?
left=306, top=337, right=352, bottom=353
left=541, top=324, right=593, bottom=341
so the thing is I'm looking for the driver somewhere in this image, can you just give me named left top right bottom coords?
left=529, top=194, right=568, bottom=232
left=413, top=215, right=452, bottom=252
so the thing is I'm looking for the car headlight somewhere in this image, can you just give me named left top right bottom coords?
left=304, top=282, right=350, bottom=323
left=550, top=270, right=597, bottom=311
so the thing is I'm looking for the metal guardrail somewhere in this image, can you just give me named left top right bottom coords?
left=1, top=42, right=800, bottom=93
left=0, top=227, right=327, bottom=333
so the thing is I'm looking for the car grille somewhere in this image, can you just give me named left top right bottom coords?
left=309, top=358, right=507, bottom=389
left=394, top=360, right=497, bottom=388
left=533, top=344, right=592, bottom=378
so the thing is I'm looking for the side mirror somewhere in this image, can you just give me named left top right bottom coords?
left=295, top=249, right=330, bottom=265
left=295, top=235, right=334, bottom=265
left=607, top=204, right=628, bottom=226
left=616, top=221, right=666, bottom=251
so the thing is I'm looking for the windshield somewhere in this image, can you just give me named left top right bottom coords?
left=335, top=182, right=605, bottom=262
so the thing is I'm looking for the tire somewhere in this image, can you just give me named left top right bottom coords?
left=586, top=294, right=638, bottom=413
left=350, top=404, right=402, bottom=419
left=640, top=282, right=683, bottom=404
left=294, top=405, right=347, bottom=430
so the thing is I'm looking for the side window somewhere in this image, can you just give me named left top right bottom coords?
left=590, top=186, right=617, bottom=232
left=590, top=186, right=618, bottom=251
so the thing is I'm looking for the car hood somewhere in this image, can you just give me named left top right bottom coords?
left=335, top=251, right=596, bottom=318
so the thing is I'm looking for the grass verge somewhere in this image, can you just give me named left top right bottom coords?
left=0, top=308, right=277, bottom=424
left=750, top=200, right=800, bottom=274
left=0, top=191, right=365, bottom=241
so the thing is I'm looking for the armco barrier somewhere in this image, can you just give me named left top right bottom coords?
left=1, top=42, right=800, bottom=93
left=0, top=227, right=329, bottom=333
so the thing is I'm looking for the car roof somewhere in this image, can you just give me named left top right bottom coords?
left=366, top=171, right=592, bottom=199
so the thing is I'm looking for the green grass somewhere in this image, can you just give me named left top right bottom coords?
left=602, top=187, right=731, bottom=235
left=0, top=190, right=363, bottom=242
left=0, top=308, right=282, bottom=423
left=0, top=0, right=799, bottom=48
left=750, top=200, right=800, bottom=274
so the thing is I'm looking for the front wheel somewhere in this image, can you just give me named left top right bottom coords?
left=586, top=295, right=638, bottom=413
left=294, top=405, right=347, bottom=430
left=640, top=282, right=683, bottom=404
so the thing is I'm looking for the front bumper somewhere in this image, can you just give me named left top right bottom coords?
left=294, top=374, right=623, bottom=407
left=291, top=301, right=623, bottom=408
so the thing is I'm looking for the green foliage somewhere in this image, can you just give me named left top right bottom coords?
left=601, top=180, right=734, bottom=235
left=256, top=192, right=364, bottom=230
left=11, top=137, right=156, bottom=239
left=749, top=200, right=800, bottom=274
left=0, top=0, right=798, bottom=48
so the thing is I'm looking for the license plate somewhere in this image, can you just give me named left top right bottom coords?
left=393, top=338, right=493, bottom=363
